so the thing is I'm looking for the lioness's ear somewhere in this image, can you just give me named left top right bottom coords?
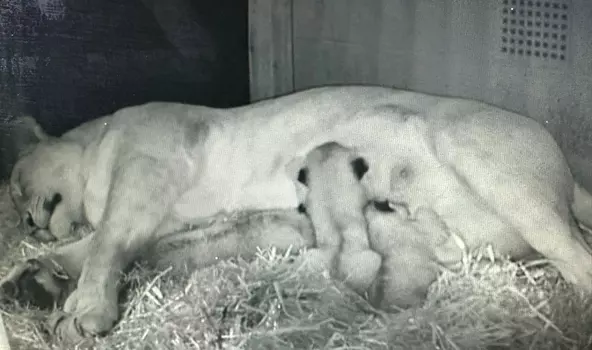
left=297, top=167, right=309, bottom=186
left=9, top=180, right=22, bottom=199
left=9, top=164, right=22, bottom=198
left=16, top=115, right=49, bottom=142
left=351, top=157, right=369, bottom=180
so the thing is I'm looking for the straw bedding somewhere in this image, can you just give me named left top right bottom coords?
left=0, top=183, right=592, bottom=350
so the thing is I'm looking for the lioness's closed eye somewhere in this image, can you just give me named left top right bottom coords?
left=11, top=191, right=73, bottom=243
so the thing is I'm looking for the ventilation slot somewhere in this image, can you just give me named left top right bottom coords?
left=501, top=0, right=570, bottom=60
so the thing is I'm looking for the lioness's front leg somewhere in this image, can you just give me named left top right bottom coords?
left=53, top=154, right=195, bottom=343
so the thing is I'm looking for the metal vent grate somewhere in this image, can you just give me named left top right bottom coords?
left=500, top=0, right=570, bottom=60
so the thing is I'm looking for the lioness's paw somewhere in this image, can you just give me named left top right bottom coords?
left=51, top=289, right=119, bottom=343
left=50, top=309, right=115, bottom=344
left=0, top=258, right=71, bottom=309
left=49, top=310, right=106, bottom=347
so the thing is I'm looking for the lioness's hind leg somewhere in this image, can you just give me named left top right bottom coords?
left=152, top=209, right=315, bottom=272
left=569, top=215, right=592, bottom=256
left=499, top=197, right=592, bottom=292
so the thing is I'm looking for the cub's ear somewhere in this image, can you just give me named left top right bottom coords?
left=351, top=157, right=369, bottom=180
left=297, top=167, right=309, bottom=186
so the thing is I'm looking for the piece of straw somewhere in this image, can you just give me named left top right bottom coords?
left=0, top=313, right=10, bottom=350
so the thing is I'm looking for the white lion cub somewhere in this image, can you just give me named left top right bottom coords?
left=293, top=142, right=382, bottom=295
left=365, top=203, right=463, bottom=310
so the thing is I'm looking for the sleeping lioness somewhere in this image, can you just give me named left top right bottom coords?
left=3, top=85, right=592, bottom=344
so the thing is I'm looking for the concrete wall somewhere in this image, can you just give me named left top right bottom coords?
left=249, top=0, right=592, bottom=188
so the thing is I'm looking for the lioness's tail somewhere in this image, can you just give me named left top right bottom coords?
left=573, top=182, right=592, bottom=230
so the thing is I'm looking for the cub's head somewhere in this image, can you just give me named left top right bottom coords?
left=293, top=142, right=369, bottom=214
left=10, top=140, right=85, bottom=242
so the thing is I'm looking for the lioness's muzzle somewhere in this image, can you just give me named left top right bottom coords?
left=19, top=193, right=63, bottom=242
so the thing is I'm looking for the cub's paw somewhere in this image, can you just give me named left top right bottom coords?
left=300, top=248, right=335, bottom=276
left=50, top=287, right=119, bottom=343
left=367, top=264, right=429, bottom=312
left=0, top=258, right=72, bottom=309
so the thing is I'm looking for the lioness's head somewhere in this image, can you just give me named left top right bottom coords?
left=10, top=140, right=85, bottom=242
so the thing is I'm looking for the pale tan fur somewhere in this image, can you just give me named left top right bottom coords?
left=297, top=142, right=381, bottom=295
left=3, top=85, right=592, bottom=344
left=365, top=204, right=462, bottom=310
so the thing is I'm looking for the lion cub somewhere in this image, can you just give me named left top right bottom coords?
left=294, top=142, right=382, bottom=295
left=365, top=203, right=463, bottom=310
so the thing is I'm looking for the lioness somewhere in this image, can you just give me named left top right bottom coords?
left=3, top=85, right=592, bottom=344
left=292, top=142, right=382, bottom=295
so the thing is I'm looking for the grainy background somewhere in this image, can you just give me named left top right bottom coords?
left=249, top=0, right=592, bottom=190
left=0, top=0, right=249, bottom=179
